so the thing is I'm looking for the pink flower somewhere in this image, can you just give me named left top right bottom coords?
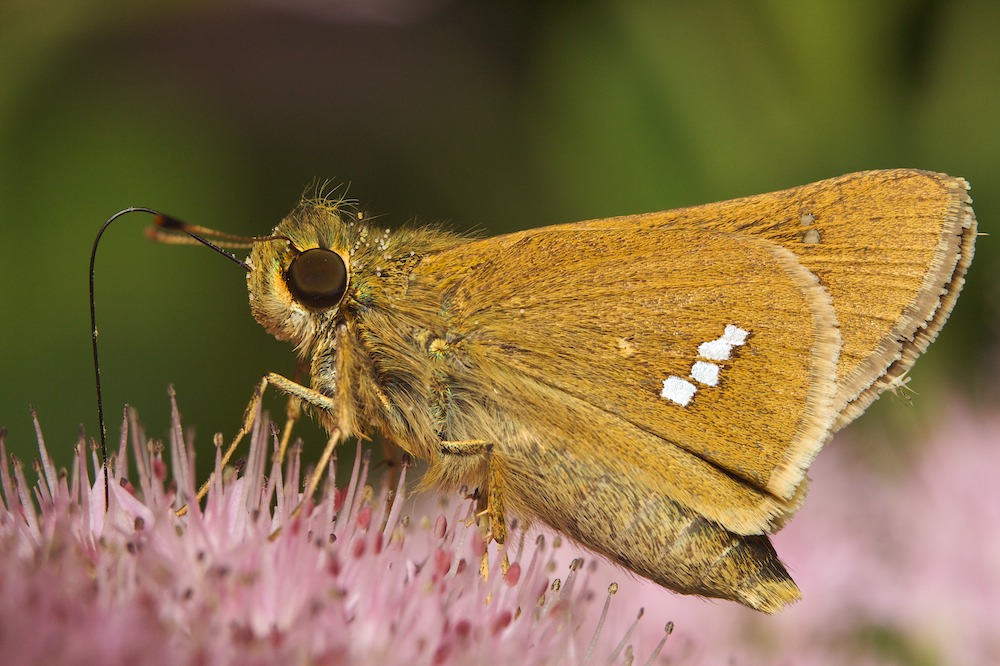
left=0, top=395, right=667, bottom=665
left=5, top=394, right=996, bottom=664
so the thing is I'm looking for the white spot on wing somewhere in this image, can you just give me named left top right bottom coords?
left=661, top=377, right=696, bottom=406
left=698, top=339, right=733, bottom=360
left=660, top=324, right=750, bottom=406
left=721, top=325, right=749, bottom=346
left=691, top=361, right=719, bottom=386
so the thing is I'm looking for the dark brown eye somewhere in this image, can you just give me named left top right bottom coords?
left=285, top=248, right=347, bottom=309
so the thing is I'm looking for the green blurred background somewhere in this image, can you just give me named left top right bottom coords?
left=1, top=0, right=997, bottom=469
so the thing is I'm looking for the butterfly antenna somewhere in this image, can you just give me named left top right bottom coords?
left=89, top=208, right=253, bottom=510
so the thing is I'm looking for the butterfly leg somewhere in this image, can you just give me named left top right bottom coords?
left=439, top=439, right=509, bottom=545
left=261, top=373, right=346, bottom=510
left=177, top=372, right=341, bottom=516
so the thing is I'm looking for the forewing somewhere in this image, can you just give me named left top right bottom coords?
left=591, top=170, right=975, bottom=429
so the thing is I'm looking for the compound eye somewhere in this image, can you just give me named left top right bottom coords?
left=285, top=248, right=347, bottom=309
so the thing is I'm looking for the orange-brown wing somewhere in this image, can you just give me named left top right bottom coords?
left=591, top=169, right=975, bottom=429
left=416, top=224, right=839, bottom=535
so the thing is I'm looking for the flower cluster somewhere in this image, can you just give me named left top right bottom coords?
left=4, top=394, right=997, bottom=664
left=0, top=396, right=667, bottom=665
